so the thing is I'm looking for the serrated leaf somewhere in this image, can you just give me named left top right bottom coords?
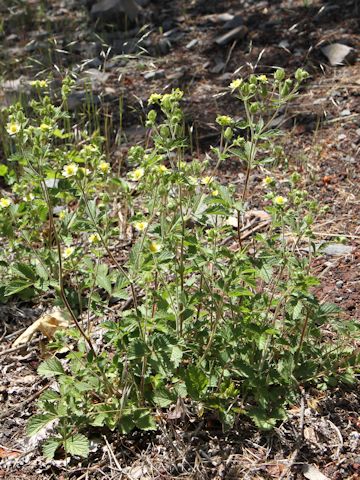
left=170, top=345, right=183, bottom=368
left=64, top=433, right=89, bottom=458
left=37, top=357, right=65, bottom=377
left=42, top=437, right=61, bottom=459
left=133, top=410, right=157, bottom=431
left=153, top=387, right=175, bottom=408
left=5, top=279, right=34, bottom=296
left=26, top=413, right=57, bottom=437
left=319, top=303, right=341, bottom=316
left=96, top=264, right=112, bottom=294
left=293, top=301, right=303, bottom=320
left=185, top=365, right=208, bottom=400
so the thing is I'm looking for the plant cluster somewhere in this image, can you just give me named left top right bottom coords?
left=0, top=69, right=358, bottom=459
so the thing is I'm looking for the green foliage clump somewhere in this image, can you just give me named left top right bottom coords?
left=0, top=69, right=358, bottom=459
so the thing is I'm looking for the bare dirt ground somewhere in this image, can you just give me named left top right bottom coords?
left=0, top=0, right=359, bottom=478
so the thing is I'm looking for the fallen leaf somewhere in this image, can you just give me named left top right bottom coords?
left=13, top=308, right=70, bottom=347
left=0, top=447, right=21, bottom=459
left=321, top=43, right=353, bottom=66
left=302, top=464, right=330, bottom=480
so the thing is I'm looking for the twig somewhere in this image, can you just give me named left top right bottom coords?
left=0, top=383, right=50, bottom=420
left=0, top=339, right=40, bottom=357
left=103, top=434, right=123, bottom=473
left=279, top=389, right=306, bottom=480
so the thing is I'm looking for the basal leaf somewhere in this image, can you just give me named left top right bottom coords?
left=64, top=433, right=89, bottom=458
left=37, top=357, right=65, bottom=377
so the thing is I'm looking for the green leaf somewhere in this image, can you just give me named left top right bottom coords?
left=249, top=407, right=286, bottom=430
left=4, top=279, right=34, bottom=296
left=64, top=433, right=89, bottom=458
left=153, top=387, right=175, bottom=408
left=42, top=437, right=62, bottom=459
left=185, top=365, right=208, bottom=400
left=27, top=414, right=57, bottom=436
left=13, top=263, right=37, bottom=280
left=0, top=164, right=8, bottom=176
left=133, top=410, right=157, bottom=431
left=37, top=357, right=65, bottom=377
left=96, top=264, right=112, bottom=295
left=170, top=345, right=183, bottom=368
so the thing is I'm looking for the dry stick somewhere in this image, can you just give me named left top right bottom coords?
left=0, top=383, right=50, bottom=420
left=279, top=389, right=306, bottom=480
left=0, top=339, right=40, bottom=357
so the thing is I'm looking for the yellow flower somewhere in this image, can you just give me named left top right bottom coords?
left=134, top=221, right=148, bottom=232
left=40, top=123, right=51, bottom=131
left=148, top=93, right=162, bottom=105
left=129, top=167, right=144, bottom=181
left=149, top=241, right=161, bottom=253
left=201, top=176, right=213, bottom=186
left=6, top=122, right=20, bottom=136
left=63, top=246, right=75, bottom=258
left=229, top=78, right=243, bottom=91
left=0, top=197, right=11, bottom=208
left=83, top=144, right=98, bottom=153
left=30, top=80, right=48, bottom=88
left=257, top=74, right=268, bottom=83
left=263, top=176, right=274, bottom=187
left=89, top=233, right=101, bottom=244
left=273, top=195, right=287, bottom=206
left=62, top=163, right=78, bottom=178
left=157, top=165, right=169, bottom=174
left=59, top=210, right=66, bottom=220
left=98, top=161, right=110, bottom=175
left=211, top=189, right=219, bottom=197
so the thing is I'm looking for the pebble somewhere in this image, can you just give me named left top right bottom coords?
left=323, top=244, right=354, bottom=256
left=186, top=38, right=198, bottom=49
left=215, top=25, right=248, bottom=46
left=336, top=280, right=344, bottom=288
left=143, top=69, right=165, bottom=80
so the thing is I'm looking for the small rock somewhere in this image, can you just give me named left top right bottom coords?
left=186, top=38, right=198, bottom=49
left=340, top=109, right=351, bottom=116
left=323, top=244, right=354, bottom=256
left=279, top=39, right=290, bottom=49
left=215, top=25, right=248, bottom=46
left=210, top=61, right=225, bottom=74
left=321, top=43, right=355, bottom=66
left=223, top=15, right=243, bottom=30
left=67, top=91, right=101, bottom=110
left=157, top=37, right=171, bottom=55
left=91, top=0, right=140, bottom=23
left=336, top=280, right=344, bottom=288
left=143, top=69, right=165, bottom=80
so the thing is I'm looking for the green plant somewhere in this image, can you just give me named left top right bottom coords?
left=1, top=70, right=358, bottom=459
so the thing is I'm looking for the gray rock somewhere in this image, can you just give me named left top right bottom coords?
left=143, top=69, right=165, bottom=80
left=210, top=61, right=225, bottom=74
left=321, top=43, right=355, bottom=66
left=323, top=244, right=354, bottom=256
left=215, top=25, right=248, bottom=46
left=91, top=0, right=140, bottom=22
left=157, top=37, right=171, bottom=55
left=67, top=90, right=101, bottom=110
left=223, top=15, right=243, bottom=30
left=186, top=39, right=198, bottom=50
